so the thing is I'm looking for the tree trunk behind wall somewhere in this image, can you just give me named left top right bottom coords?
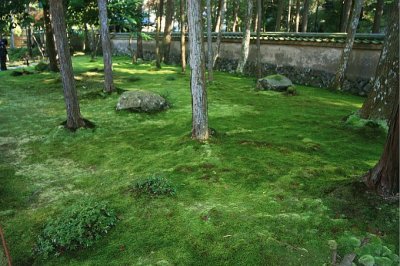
left=180, top=0, right=186, bottom=73
left=287, top=0, right=292, bottom=31
left=97, top=0, right=115, bottom=93
left=213, top=0, right=226, bottom=67
left=136, top=3, right=143, bottom=59
left=330, top=0, right=363, bottom=91
left=232, top=1, right=240, bottom=32
left=275, top=0, right=284, bottom=31
left=49, top=0, right=87, bottom=130
left=43, top=4, right=59, bottom=72
left=372, top=0, right=384, bottom=33
left=206, top=0, right=214, bottom=81
left=256, top=0, right=262, bottom=78
left=163, top=0, right=174, bottom=64
left=155, top=0, right=164, bottom=69
left=236, top=0, right=253, bottom=74
left=214, top=0, right=222, bottom=32
left=301, top=0, right=310, bottom=32
left=340, top=0, right=353, bottom=32
left=295, top=0, right=300, bottom=32
left=187, top=0, right=209, bottom=141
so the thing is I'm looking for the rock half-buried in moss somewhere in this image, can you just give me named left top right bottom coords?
left=116, top=90, right=169, bottom=113
left=256, top=74, right=293, bottom=91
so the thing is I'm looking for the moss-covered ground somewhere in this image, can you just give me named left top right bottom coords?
left=0, top=56, right=398, bottom=265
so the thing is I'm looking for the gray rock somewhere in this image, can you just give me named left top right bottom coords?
left=116, top=90, right=169, bottom=113
left=256, top=74, right=293, bottom=91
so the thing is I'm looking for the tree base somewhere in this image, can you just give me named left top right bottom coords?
left=60, top=118, right=96, bottom=132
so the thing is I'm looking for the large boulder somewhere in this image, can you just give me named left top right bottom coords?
left=116, top=90, right=169, bottom=113
left=256, top=74, right=293, bottom=91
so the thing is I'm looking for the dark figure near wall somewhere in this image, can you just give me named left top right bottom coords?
left=0, top=39, right=8, bottom=71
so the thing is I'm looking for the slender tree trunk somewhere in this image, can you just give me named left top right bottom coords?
left=26, top=4, right=33, bottom=57
left=236, top=0, right=253, bottom=74
left=97, top=0, right=115, bottom=93
left=155, top=0, right=164, bottom=69
left=301, top=0, right=310, bottom=32
left=214, top=0, right=222, bottom=32
left=43, top=4, right=59, bottom=72
left=359, top=2, right=398, bottom=121
left=49, top=0, right=88, bottom=130
left=232, top=1, right=240, bottom=32
left=254, top=7, right=259, bottom=32
left=206, top=0, right=214, bottom=81
left=83, top=24, right=90, bottom=53
left=295, top=0, right=301, bottom=32
left=362, top=9, right=399, bottom=196
left=136, top=3, right=143, bottom=59
left=287, top=0, right=292, bottom=32
left=331, top=0, right=364, bottom=91
left=163, top=0, right=174, bottom=63
left=213, top=0, right=226, bottom=67
left=180, top=0, right=186, bottom=73
left=275, top=0, right=285, bottom=31
left=187, top=0, right=209, bottom=141
left=10, top=16, right=15, bottom=49
left=372, top=0, right=384, bottom=33
left=256, top=0, right=262, bottom=79
left=340, top=0, right=353, bottom=32
left=314, top=0, right=320, bottom=32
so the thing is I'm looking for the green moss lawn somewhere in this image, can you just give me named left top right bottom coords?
left=0, top=56, right=398, bottom=265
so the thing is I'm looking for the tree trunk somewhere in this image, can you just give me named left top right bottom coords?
left=236, top=0, right=253, bottom=74
left=43, top=4, right=59, bottom=72
left=359, top=1, right=398, bottom=121
left=136, top=3, right=144, bottom=59
left=155, top=0, right=164, bottom=69
left=372, top=0, right=384, bottom=33
left=254, top=7, right=259, bottom=32
left=206, top=0, right=214, bottom=81
left=232, top=1, right=240, bottom=32
left=49, top=0, right=88, bottom=130
left=301, top=0, right=310, bottom=32
left=187, top=0, right=209, bottom=141
left=213, top=0, right=226, bottom=67
left=10, top=16, right=15, bottom=49
left=83, top=24, right=91, bottom=53
left=295, top=0, right=301, bottom=32
left=214, top=0, right=222, bottom=32
left=314, top=0, right=320, bottom=32
left=163, top=0, right=174, bottom=64
left=275, top=0, right=284, bottom=31
left=180, top=0, right=186, bottom=73
left=26, top=3, right=33, bottom=58
left=287, top=0, right=292, bottom=32
left=330, top=0, right=363, bottom=91
left=256, top=0, right=262, bottom=79
left=97, top=0, right=115, bottom=93
left=340, top=0, right=353, bottom=32
left=363, top=30, right=399, bottom=197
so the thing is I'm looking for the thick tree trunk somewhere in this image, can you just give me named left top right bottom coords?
left=236, top=0, right=253, bottom=74
left=155, top=0, right=164, bottom=69
left=359, top=1, right=398, bottom=121
left=232, top=1, right=240, bottom=32
left=340, top=0, right=353, bottom=32
left=206, top=0, right=214, bottom=81
left=331, top=0, right=363, bottom=91
left=275, top=0, right=285, bottom=31
left=136, top=2, right=143, bottom=59
left=163, top=0, right=174, bottom=64
left=256, top=0, right=262, bottom=79
left=180, top=0, right=186, bottom=73
left=49, top=0, right=87, bottom=130
left=301, top=0, right=310, bottom=32
left=187, top=0, right=209, bottom=141
left=295, top=0, right=301, bottom=32
left=213, top=0, right=226, bottom=67
left=372, top=0, right=384, bottom=33
left=97, top=0, right=115, bottom=93
left=43, top=4, right=59, bottom=72
left=287, top=0, right=292, bottom=32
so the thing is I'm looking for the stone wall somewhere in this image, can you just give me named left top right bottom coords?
left=111, top=35, right=382, bottom=96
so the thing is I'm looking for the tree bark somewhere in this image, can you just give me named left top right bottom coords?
left=163, top=0, right=174, bottom=64
left=331, top=0, right=363, bottom=91
left=256, top=0, right=262, bottom=79
left=155, top=0, right=164, bottom=69
left=43, top=4, right=59, bottom=72
left=83, top=24, right=91, bottom=53
left=206, top=0, right=214, bottom=81
left=301, top=0, right=310, bottom=32
left=275, top=0, right=285, bottom=31
left=232, top=0, right=240, bottom=32
left=49, top=0, right=87, bottom=130
left=236, top=0, right=253, bottom=74
left=213, top=0, right=226, bottom=67
left=295, top=0, right=301, bottom=32
left=187, top=0, right=209, bottom=141
left=214, top=0, right=222, bottom=32
left=340, top=0, right=353, bottom=32
left=287, top=0, right=292, bottom=32
left=372, top=0, right=384, bottom=33
left=97, top=0, right=115, bottom=93
left=314, top=0, right=320, bottom=32
left=136, top=3, right=144, bottom=59
left=359, top=1, right=398, bottom=121
left=180, top=0, right=186, bottom=73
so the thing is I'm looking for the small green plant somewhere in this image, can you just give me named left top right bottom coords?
left=132, top=176, right=176, bottom=197
left=285, top=86, right=297, bottom=96
left=344, top=113, right=388, bottom=132
left=34, top=199, right=117, bottom=258
left=34, top=61, right=50, bottom=72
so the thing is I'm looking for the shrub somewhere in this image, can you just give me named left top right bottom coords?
left=34, top=61, right=49, bottom=72
left=132, top=176, right=176, bottom=197
left=34, top=199, right=117, bottom=258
